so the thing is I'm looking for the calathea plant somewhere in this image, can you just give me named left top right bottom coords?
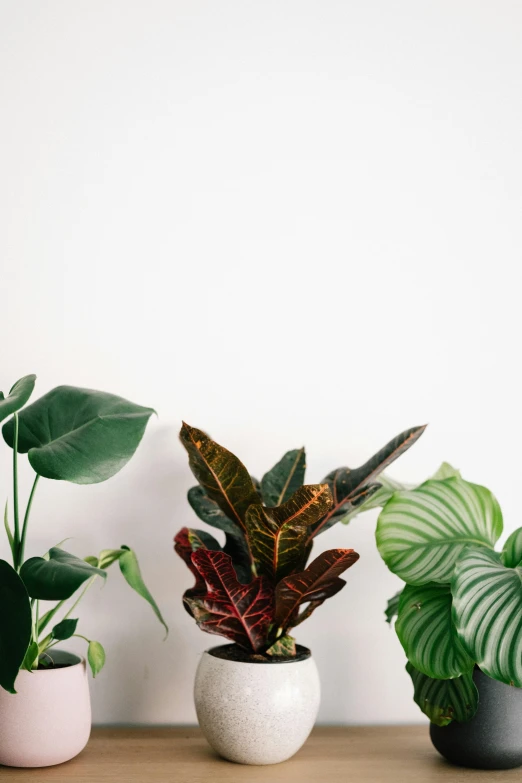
left=0, top=375, right=167, bottom=694
left=175, top=422, right=425, bottom=657
left=376, top=465, right=522, bottom=726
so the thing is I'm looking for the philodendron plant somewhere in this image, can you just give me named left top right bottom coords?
left=0, top=375, right=167, bottom=694
left=376, top=464, right=522, bottom=726
left=175, top=422, right=425, bottom=657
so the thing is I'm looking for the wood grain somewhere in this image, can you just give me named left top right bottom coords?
left=1, top=726, right=521, bottom=782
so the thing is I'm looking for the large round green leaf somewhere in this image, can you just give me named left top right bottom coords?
left=406, top=662, right=478, bottom=726
left=396, top=584, right=474, bottom=679
left=376, top=478, right=502, bottom=585
left=502, top=527, right=522, bottom=568
left=21, top=547, right=106, bottom=600
left=452, top=547, right=522, bottom=687
left=0, top=375, right=36, bottom=424
left=2, top=386, right=154, bottom=484
left=0, top=560, right=32, bottom=693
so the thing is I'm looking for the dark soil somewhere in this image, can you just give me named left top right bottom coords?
left=37, top=662, right=71, bottom=670
left=208, top=643, right=312, bottom=664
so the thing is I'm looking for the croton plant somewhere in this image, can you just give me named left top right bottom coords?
left=377, top=463, right=522, bottom=726
left=175, top=422, right=425, bottom=658
left=0, top=375, right=167, bottom=694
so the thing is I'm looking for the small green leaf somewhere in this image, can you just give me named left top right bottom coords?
left=51, top=618, right=78, bottom=641
left=21, top=642, right=39, bottom=672
left=501, top=527, right=522, bottom=568
left=84, top=556, right=100, bottom=567
left=98, top=549, right=126, bottom=569
left=0, top=375, right=36, bottom=424
left=87, top=640, right=106, bottom=677
left=430, top=462, right=462, bottom=480
left=385, top=590, right=402, bottom=625
left=261, top=449, right=306, bottom=506
left=0, top=559, right=32, bottom=692
left=119, top=547, right=168, bottom=636
left=266, top=635, right=296, bottom=657
left=21, top=548, right=106, bottom=600
left=406, top=662, right=478, bottom=726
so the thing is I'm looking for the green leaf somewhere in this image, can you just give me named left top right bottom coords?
left=21, top=547, right=106, bottom=600
left=396, top=584, right=474, bottom=679
left=0, top=375, right=36, bottom=424
left=0, top=559, right=32, bottom=692
left=180, top=423, right=260, bottom=533
left=21, top=641, right=39, bottom=672
left=406, top=662, right=478, bottom=726
left=119, top=547, right=168, bottom=636
left=97, top=549, right=126, bottom=569
left=339, top=475, right=408, bottom=525
left=266, top=635, right=296, bottom=657
left=261, top=448, right=306, bottom=506
left=51, top=618, right=78, bottom=641
left=245, top=484, right=333, bottom=581
left=87, top=640, right=106, bottom=677
left=385, top=589, right=402, bottom=625
left=84, top=555, right=100, bottom=567
left=430, top=462, right=462, bottom=480
left=501, top=527, right=522, bottom=568
left=376, top=477, right=503, bottom=585
left=2, top=386, right=154, bottom=484
left=452, top=547, right=522, bottom=687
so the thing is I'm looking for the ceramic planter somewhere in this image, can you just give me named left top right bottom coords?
left=0, top=650, right=91, bottom=768
left=194, top=644, right=320, bottom=765
left=430, top=668, right=522, bottom=770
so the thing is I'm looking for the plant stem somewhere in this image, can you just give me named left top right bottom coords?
left=12, top=413, right=20, bottom=569
left=18, top=474, right=40, bottom=567
left=62, top=576, right=96, bottom=622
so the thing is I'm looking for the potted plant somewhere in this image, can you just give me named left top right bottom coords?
left=0, top=375, right=167, bottom=769
left=376, top=465, right=522, bottom=770
left=175, top=421, right=424, bottom=765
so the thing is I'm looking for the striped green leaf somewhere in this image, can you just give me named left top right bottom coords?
left=501, top=527, right=522, bottom=568
left=452, top=547, right=522, bottom=687
left=406, top=662, right=479, bottom=726
left=396, top=584, right=474, bottom=679
left=385, top=589, right=402, bottom=625
left=376, top=478, right=503, bottom=585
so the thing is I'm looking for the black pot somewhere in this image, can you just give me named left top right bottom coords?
left=430, top=668, right=522, bottom=770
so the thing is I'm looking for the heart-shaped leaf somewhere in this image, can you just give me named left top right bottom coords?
left=376, top=478, right=503, bottom=585
left=246, top=484, right=333, bottom=581
left=385, top=589, right=402, bottom=625
left=502, top=527, right=522, bottom=568
left=274, top=548, right=359, bottom=632
left=452, top=547, right=522, bottom=687
left=180, top=423, right=260, bottom=534
left=0, top=375, right=36, bottom=424
left=3, top=386, right=154, bottom=484
left=88, top=640, right=106, bottom=677
left=51, top=618, right=78, bottom=641
left=119, top=547, right=168, bottom=636
left=396, top=584, right=474, bottom=679
left=0, top=560, right=32, bottom=692
left=187, top=549, right=273, bottom=652
left=311, top=425, right=426, bottom=537
left=261, top=448, right=306, bottom=506
left=20, top=547, right=106, bottom=600
left=406, top=662, right=478, bottom=726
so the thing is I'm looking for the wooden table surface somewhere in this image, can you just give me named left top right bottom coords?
left=2, top=726, right=522, bottom=782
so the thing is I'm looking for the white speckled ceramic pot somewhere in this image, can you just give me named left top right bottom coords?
left=0, top=651, right=91, bottom=768
left=194, top=644, right=320, bottom=765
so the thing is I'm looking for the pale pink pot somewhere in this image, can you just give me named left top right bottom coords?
left=0, top=651, right=91, bottom=768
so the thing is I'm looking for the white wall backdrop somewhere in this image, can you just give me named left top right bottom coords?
left=1, top=0, right=521, bottom=725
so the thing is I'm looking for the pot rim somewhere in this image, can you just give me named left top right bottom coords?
left=26, top=649, right=85, bottom=673
left=204, top=643, right=312, bottom=664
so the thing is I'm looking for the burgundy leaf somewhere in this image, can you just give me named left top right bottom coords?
left=191, top=549, right=274, bottom=652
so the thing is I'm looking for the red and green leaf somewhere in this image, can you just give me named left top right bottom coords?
left=245, top=484, right=333, bottom=581
left=174, top=527, right=219, bottom=609
left=188, top=549, right=274, bottom=652
left=274, top=548, right=360, bottom=631
left=310, top=425, right=426, bottom=539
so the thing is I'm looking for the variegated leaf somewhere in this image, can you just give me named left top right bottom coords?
left=501, top=527, right=522, bottom=568
left=406, top=662, right=479, bottom=726
left=396, top=584, right=474, bottom=679
left=452, top=547, right=522, bottom=687
left=385, top=589, right=402, bottom=625
left=376, top=478, right=503, bottom=585
left=266, top=635, right=296, bottom=657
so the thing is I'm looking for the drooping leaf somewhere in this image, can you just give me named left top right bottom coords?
left=406, top=662, right=478, bottom=727
left=261, top=448, right=306, bottom=506
left=187, top=549, right=273, bottom=652
left=97, top=549, right=125, bottom=569
left=21, top=641, right=39, bottom=671
left=312, top=425, right=426, bottom=537
left=274, top=548, right=359, bottom=632
left=0, top=375, right=36, bottom=424
left=266, top=635, right=296, bottom=657
left=0, top=560, right=32, bottom=692
left=396, top=584, right=474, bottom=679
left=501, top=527, right=522, bottom=568
left=3, top=386, right=154, bottom=484
left=452, top=547, right=522, bottom=687
left=51, top=618, right=79, bottom=641
left=180, top=423, right=260, bottom=534
left=87, top=640, right=106, bottom=677
left=119, top=547, right=168, bottom=636
left=385, top=589, right=402, bottom=625
left=376, top=478, right=502, bottom=585
left=246, top=484, right=333, bottom=581
left=21, top=548, right=106, bottom=600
